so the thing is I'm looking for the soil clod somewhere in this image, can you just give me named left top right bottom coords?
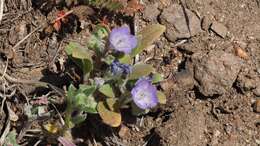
left=193, top=50, right=242, bottom=96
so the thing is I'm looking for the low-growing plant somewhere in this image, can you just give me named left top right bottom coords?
left=63, top=23, right=166, bottom=130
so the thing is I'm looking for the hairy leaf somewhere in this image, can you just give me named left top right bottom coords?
left=75, top=93, right=98, bottom=113
left=128, top=63, right=154, bottom=80
left=4, top=131, right=19, bottom=146
left=152, top=73, right=164, bottom=83
left=118, top=54, right=132, bottom=64
left=65, top=42, right=93, bottom=75
left=157, top=91, right=166, bottom=104
left=131, top=24, right=166, bottom=57
left=131, top=102, right=149, bottom=116
left=97, top=100, right=121, bottom=127
left=99, top=84, right=115, bottom=98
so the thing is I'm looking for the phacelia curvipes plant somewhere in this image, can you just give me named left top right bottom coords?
left=63, top=23, right=166, bottom=130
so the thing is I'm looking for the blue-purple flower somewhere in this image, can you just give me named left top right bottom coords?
left=111, top=60, right=132, bottom=76
left=109, top=26, right=138, bottom=54
left=131, top=78, right=158, bottom=109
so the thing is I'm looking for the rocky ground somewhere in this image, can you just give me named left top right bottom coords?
left=0, top=0, right=259, bottom=145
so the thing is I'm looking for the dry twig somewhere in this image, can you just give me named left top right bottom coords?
left=11, top=25, right=42, bottom=51
left=0, top=102, right=11, bottom=145
left=0, top=68, right=65, bottom=96
left=11, top=10, right=73, bottom=52
left=0, top=0, right=4, bottom=23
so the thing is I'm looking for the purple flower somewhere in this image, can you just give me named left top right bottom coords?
left=109, top=26, right=137, bottom=54
left=111, top=60, right=132, bottom=76
left=94, top=77, right=105, bottom=87
left=131, top=78, right=158, bottom=109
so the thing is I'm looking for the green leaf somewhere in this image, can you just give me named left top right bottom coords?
left=65, top=42, right=76, bottom=55
left=152, top=73, right=164, bottom=83
left=75, top=93, right=98, bottom=113
left=65, top=42, right=93, bottom=75
left=71, top=113, right=87, bottom=125
left=97, top=100, right=121, bottom=127
left=106, top=98, right=119, bottom=111
left=102, top=55, right=115, bottom=65
left=87, top=25, right=108, bottom=55
left=118, top=54, right=132, bottom=64
left=87, top=35, right=106, bottom=55
left=131, top=24, right=166, bottom=57
left=79, top=85, right=96, bottom=96
left=4, top=131, right=19, bottom=146
left=98, top=84, right=115, bottom=98
left=94, top=25, right=109, bottom=39
left=128, top=63, right=154, bottom=80
left=131, top=102, right=149, bottom=116
left=71, top=46, right=92, bottom=60
left=67, top=84, right=77, bottom=102
left=157, top=91, right=166, bottom=104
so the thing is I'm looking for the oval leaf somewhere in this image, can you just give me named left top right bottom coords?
left=66, top=42, right=93, bottom=74
left=131, top=24, right=166, bottom=57
left=157, top=91, right=166, bottom=104
left=152, top=73, right=164, bottom=83
left=106, top=98, right=120, bottom=111
left=98, top=84, right=115, bottom=98
left=128, top=63, right=154, bottom=80
left=131, top=102, right=149, bottom=116
left=75, top=93, right=98, bottom=113
left=118, top=54, right=132, bottom=64
left=66, top=42, right=92, bottom=59
left=97, top=101, right=121, bottom=127
left=70, top=44, right=92, bottom=60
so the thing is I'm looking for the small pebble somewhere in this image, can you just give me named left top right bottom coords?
left=201, top=16, right=211, bottom=31
left=118, top=125, right=130, bottom=138
left=253, top=99, right=260, bottom=113
left=210, top=22, right=228, bottom=38
left=253, top=85, right=260, bottom=97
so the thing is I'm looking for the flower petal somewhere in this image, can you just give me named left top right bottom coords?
left=131, top=78, right=158, bottom=109
left=109, top=26, right=137, bottom=54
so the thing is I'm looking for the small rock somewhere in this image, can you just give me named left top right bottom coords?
left=160, top=4, right=202, bottom=42
left=253, top=85, right=260, bottom=97
left=201, top=16, right=211, bottom=31
left=210, top=22, right=228, bottom=38
left=236, top=77, right=256, bottom=92
left=118, top=125, right=130, bottom=138
left=253, top=99, right=260, bottom=113
left=143, top=3, right=160, bottom=21
left=233, top=44, right=249, bottom=60
left=236, top=71, right=259, bottom=93
left=193, top=50, right=242, bottom=96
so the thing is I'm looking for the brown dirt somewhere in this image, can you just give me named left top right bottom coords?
left=0, top=0, right=259, bottom=145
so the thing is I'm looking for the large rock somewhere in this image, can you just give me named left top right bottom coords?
left=160, top=4, right=202, bottom=42
left=193, top=50, right=242, bottom=96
